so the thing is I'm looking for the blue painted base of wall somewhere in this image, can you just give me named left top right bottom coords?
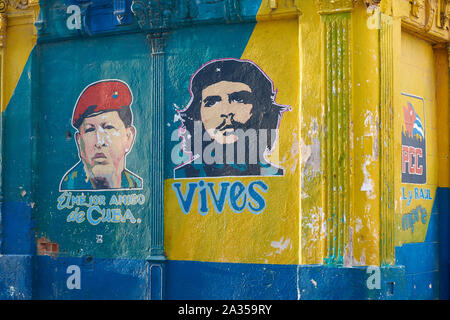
left=31, top=256, right=164, bottom=300
left=0, top=255, right=33, bottom=300
left=1, top=256, right=411, bottom=300
left=166, top=261, right=406, bottom=300
left=1, top=202, right=34, bottom=255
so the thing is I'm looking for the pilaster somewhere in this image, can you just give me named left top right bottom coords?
left=380, top=11, right=395, bottom=265
left=147, top=33, right=166, bottom=259
left=133, top=1, right=168, bottom=260
left=318, top=0, right=354, bottom=265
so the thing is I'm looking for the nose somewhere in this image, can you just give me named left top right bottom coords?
left=95, top=128, right=108, bottom=147
left=220, top=113, right=235, bottom=120
left=218, top=97, right=235, bottom=114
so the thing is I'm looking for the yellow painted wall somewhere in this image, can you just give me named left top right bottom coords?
left=395, top=31, right=439, bottom=245
left=345, top=1, right=382, bottom=266
left=299, top=1, right=384, bottom=266
left=297, top=0, right=325, bottom=265
left=435, top=46, right=449, bottom=189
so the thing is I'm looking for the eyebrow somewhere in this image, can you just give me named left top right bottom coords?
left=203, top=95, right=222, bottom=105
left=82, top=123, right=95, bottom=129
left=228, top=90, right=253, bottom=103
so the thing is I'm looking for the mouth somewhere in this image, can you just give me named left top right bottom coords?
left=93, top=153, right=108, bottom=162
left=216, top=122, right=235, bottom=131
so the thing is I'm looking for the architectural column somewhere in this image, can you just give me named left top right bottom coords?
left=379, top=7, right=395, bottom=265
left=147, top=33, right=167, bottom=259
left=318, top=0, right=353, bottom=265
left=131, top=0, right=172, bottom=260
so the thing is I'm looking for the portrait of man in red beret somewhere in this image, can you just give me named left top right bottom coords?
left=60, top=79, right=143, bottom=190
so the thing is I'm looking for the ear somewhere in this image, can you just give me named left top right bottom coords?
left=125, top=126, right=136, bottom=152
left=75, top=132, right=84, bottom=159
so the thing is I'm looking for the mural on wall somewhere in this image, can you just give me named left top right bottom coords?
left=398, top=92, right=434, bottom=244
left=173, top=58, right=289, bottom=179
left=401, top=93, right=426, bottom=184
left=60, top=79, right=143, bottom=191
left=52, top=78, right=148, bottom=254
left=165, top=53, right=299, bottom=264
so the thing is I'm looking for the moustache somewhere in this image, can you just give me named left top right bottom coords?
left=215, top=118, right=247, bottom=132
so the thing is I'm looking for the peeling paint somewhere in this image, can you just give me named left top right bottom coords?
left=300, top=139, right=311, bottom=170
left=359, top=249, right=366, bottom=266
left=363, top=110, right=379, bottom=161
left=301, top=118, right=321, bottom=182
left=303, top=206, right=326, bottom=243
left=300, top=136, right=321, bottom=187
left=343, top=227, right=366, bottom=267
left=355, top=217, right=363, bottom=233
left=270, top=237, right=292, bottom=254
left=343, top=227, right=354, bottom=267
left=290, top=132, right=299, bottom=173
left=361, top=155, right=375, bottom=199
left=349, top=121, right=354, bottom=150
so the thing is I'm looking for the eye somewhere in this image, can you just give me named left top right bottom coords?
left=104, top=125, right=115, bottom=130
left=205, top=101, right=218, bottom=107
left=84, top=127, right=95, bottom=133
left=231, top=97, right=244, bottom=103
left=203, top=96, right=221, bottom=108
left=229, top=91, right=253, bottom=105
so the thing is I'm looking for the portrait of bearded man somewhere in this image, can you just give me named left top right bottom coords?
left=174, top=58, right=288, bottom=178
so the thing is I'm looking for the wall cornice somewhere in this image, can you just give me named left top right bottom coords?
left=398, top=0, right=449, bottom=43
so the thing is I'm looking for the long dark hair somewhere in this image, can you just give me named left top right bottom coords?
left=178, top=58, right=288, bottom=163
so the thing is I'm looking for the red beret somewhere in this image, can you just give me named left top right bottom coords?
left=72, top=80, right=132, bottom=128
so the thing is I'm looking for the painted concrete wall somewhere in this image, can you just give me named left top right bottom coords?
left=0, top=0, right=448, bottom=300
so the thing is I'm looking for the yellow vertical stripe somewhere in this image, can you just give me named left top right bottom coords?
left=2, top=6, right=38, bottom=111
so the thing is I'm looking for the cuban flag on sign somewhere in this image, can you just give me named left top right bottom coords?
left=409, top=102, right=424, bottom=139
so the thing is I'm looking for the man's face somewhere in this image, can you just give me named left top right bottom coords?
left=200, top=81, right=253, bottom=144
left=76, top=111, right=135, bottom=180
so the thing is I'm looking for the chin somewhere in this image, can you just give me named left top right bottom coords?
left=214, top=135, right=239, bottom=144
left=91, top=164, right=115, bottom=178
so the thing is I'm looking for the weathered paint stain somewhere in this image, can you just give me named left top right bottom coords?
left=270, top=237, right=292, bottom=254
left=361, top=155, right=375, bottom=199
left=290, top=132, right=299, bottom=173
left=300, top=118, right=321, bottom=201
left=363, top=110, right=379, bottom=161
left=303, top=206, right=326, bottom=243
left=343, top=227, right=367, bottom=267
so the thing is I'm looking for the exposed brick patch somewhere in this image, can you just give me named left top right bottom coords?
left=37, top=237, right=59, bottom=256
